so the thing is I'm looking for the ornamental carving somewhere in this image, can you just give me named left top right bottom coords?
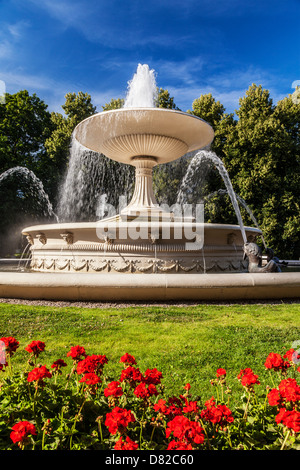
left=30, top=255, right=246, bottom=274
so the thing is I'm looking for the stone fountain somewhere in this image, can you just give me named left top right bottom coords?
left=0, top=65, right=299, bottom=301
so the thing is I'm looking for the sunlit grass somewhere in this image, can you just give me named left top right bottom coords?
left=1, top=302, right=300, bottom=402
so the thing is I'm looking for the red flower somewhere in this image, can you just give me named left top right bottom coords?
left=120, top=365, right=143, bottom=386
left=51, top=359, right=67, bottom=371
left=0, top=336, right=19, bottom=356
left=237, top=368, right=260, bottom=389
left=27, top=365, right=52, bottom=386
left=167, top=440, right=193, bottom=450
left=184, top=383, right=191, bottom=391
left=216, top=368, right=227, bottom=377
left=10, top=421, right=36, bottom=446
left=166, top=415, right=205, bottom=447
left=104, top=381, right=124, bottom=398
left=119, top=353, right=137, bottom=366
left=154, top=398, right=169, bottom=414
left=201, top=397, right=234, bottom=428
left=114, top=436, right=139, bottom=450
left=267, top=388, right=282, bottom=407
left=284, top=348, right=300, bottom=365
left=183, top=400, right=199, bottom=414
left=276, top=408, right=300, bottom=433
left=265, top=352, right=288, bottom=371
left=67, top=345, right=86, bottom=360
left=79, top=372, right=101, bottom=385
left=143, top=368, right=163, bottom=385
left=25, top=340, right=45, bottom=357
left=165, top=397, right=184, bottom=418
left=134, top=382, right=158, bottom=399
left=278, top=378, right=300, bottom=403
left=77, top=354, right=108, bottom=375
left=105, top=407, right=136, bottom=435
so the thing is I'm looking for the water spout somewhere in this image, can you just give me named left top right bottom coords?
left=205, top=189, right=267, bottom=249
left=124, top=64, right=158, bottom=108
left=177, top=150, right=248, bottom=244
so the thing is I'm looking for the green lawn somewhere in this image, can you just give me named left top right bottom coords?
left=1, top=301, right=299, bottom=403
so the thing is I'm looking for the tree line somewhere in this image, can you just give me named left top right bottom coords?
left=0, top=85, right=299, bottom=259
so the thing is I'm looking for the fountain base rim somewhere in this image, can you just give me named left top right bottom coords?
left=0, top=272, right=299, bottom=301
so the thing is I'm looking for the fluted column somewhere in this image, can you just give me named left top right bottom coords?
left=121, top=156, right=170, bottom=220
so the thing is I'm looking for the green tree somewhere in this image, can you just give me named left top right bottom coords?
left=102, top=98, right=124, bottom=110
left=0, top=90, right=55, bottom=254
left=156, top=88, right=180, bottom=110
left=221, top=84, right=300, bottom=258
left=0, top=90, right=52, bottom=173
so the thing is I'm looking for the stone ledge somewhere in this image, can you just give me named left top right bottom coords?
left=0, top=272, right=299, bottom=301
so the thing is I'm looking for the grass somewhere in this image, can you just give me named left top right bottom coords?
left=1, top=301, right=300, bottom=403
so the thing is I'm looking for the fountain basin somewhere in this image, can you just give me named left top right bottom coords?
left=73, top=108, right=214, bottom=165
left=22, top=221, right=261, bottom=274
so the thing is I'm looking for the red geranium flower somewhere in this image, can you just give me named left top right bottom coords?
left=77, top=354, right=108, bottom=376
left=134, top=382, right=158, bottom=399
left=154, top=398, right=169, bottom=414
left=265, top=352, right=289, bottom=371
left=51, top=359, right=67, bottom=371
left=119, top=353, right=137, bottom=366
left=104, top=381, right=124, bottom=398
left=276, top=408, right=300, bottom=433
left=27, top=365, right=52, bottom=386
left=268, top=388, right=282, bottom=407
left=201, top=397, right=234, bottom=428
left=166, top=415, right=205, bottom=447
left=216, top=368, right=227, bottom=377
left=114, top=436, right=139, bottom=450
left=183, top=400, right=199, bottom=414
left=10, top=421, right=36, bottom=447
left=143, top=368, right=163, bottom=385
left=105, top=406, right=136, bottom=435
left=237, top=368, right=260, bottom=389
left=79, top=372, right=101, bottom=385
left=284, top=348, right=300, bottom=365
left=167, top=440, right=193, bottom=450
left=278, top=378, right=300, bottom=403
left=120, top=365, right=143, bottom=386
left=67, top=345, right=86, bottom=361
left=0, top=336, right=19, bottom=356
left=25, top=340, right=45, bottom=357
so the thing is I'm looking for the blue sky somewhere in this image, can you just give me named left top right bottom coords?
left=0, top=0, right=299, bottom=115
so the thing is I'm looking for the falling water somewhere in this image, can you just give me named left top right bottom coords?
left=0, top=166, right=57, bottom=220
left=177, top=150, right=248, bottom=244
left=205, top=189, right=267, bottom=248
left=57, top=138, right=134, bottom=222
left=124, top=64, right=157, bottom=108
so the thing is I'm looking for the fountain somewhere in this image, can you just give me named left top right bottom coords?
left=0, top=64, right=299, bottom=301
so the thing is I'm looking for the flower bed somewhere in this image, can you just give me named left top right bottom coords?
left=0, top=336, right=300, bottom=450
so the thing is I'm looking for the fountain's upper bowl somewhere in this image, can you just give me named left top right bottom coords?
left=73, top=107, right=214, bottom=165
